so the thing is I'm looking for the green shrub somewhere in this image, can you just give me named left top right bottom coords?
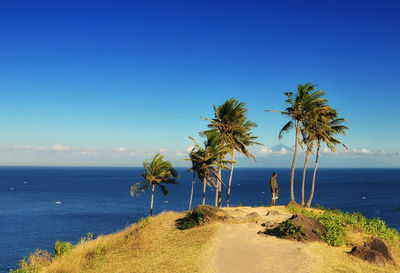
left=279, top=219, right=304, bottom=239
left=318, top=211, right=346, bottom=246
left=54, top=241, right=75, bottom=257
left=177, top=210, right=204, bottom=230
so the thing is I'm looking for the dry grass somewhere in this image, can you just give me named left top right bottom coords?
left=345, top=226, right=370, bottom=247
left=40, top=212, right=217, bottom=273
left=309, top=242, right=400, bottom=273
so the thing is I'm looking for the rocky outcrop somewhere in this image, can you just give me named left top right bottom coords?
left=262, top=214, right=327, bottom=242
left=350, top=238, right=396, bottom=266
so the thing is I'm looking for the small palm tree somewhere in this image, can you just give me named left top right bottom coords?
left=185, top=132, right=231, bottom=208
left=202, top=98, right=260, bottom=207
left=130, top=153, right=179, bottom=216
left=266, top=83, right=326, bottom=204
left=305, top=109, right=348, bottom=207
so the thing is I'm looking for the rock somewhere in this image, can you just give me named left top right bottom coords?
left=192, top=205, right=231, bottom=223
left=262, top=214, right=327, bottom=242
left=350, top=238, right=396, bottom=266
left=290, top=214, right=327, bottom=241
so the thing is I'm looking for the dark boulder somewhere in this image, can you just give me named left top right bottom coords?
left=290, top=214, right=327, bottom=241
left=350, top=238, right=396, bottom=266
left=262, top=214, right=327, bottom=241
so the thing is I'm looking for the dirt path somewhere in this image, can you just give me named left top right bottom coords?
left=203, top=207, right=322, bottom=273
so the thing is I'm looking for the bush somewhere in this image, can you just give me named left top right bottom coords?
left=177, top=210, right=204, bottom=230
left=318, top=211, right=346, bottom=246
left=54, top=241, right=75, bottom=257
left=279, top=219, right=304, bottom=239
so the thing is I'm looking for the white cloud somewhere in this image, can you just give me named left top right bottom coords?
left=277, top=147, right=288, bottom=155
left=80, top=151, right=96, bottom=155
left=185, top=146, right=194, bottom=153
left=130, top=152, right=135, bottom=156
left=257, top=146, right=289, bottom=156
left=118, top=147, right=127, bottom=152
left=53, top=144, right=70, bottom=151
left=352, top=148, right=374, bottom=154
left=158, top=148, right=167, bottom=153
left=258, top=147, right=272, bottom=155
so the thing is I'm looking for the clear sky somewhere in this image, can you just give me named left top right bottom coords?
left=1, top=0, right=399, bottom=167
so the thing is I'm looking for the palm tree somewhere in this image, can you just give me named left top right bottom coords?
left=202, top=98, right=260, bottom=207
left=130, top=153, right=179, bottom=216
left=185, top=132, right=231, bottom=208
left=267, top=83, right=326, bottom=204
left=305, top=109, right=348, bottom=207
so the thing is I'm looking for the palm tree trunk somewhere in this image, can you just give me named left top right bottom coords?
left=301, top=149, right=310, bottom=206
left=215, top=168, right=219, bottom=207
left=289, top=120, right=300, bottom=204
left=188, top=173, right=195, bottom=211
left=202, top=178, right=206, bottom=205
left=218, top=167, right=222, bottom=208
left=150, top=184, right=155, bottom=216
left=306, top=140, right=321, bottom=208
left=226, top=151, right=235, bottom=207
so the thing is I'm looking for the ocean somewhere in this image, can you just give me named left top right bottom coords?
left=1, top=167, right=399, bottom=272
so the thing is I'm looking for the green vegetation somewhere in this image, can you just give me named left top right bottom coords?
left=287, top=204, right=400, bottom=247
left=176, top=209, right=204, bottom=230
left=54, top=241, right=74, bottom=257
left=279, top=219, right=304, bottom=240
left=130, top=153, right=179, bottom=216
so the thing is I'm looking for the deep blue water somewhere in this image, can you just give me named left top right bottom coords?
left=1, top=167, right=400, bottom=272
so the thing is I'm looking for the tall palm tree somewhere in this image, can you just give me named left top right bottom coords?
left=185, top=132, right=231, bottom=208
left=267, top=83, right=326, bottom=204
left=305, top=109, right=348, bottom=207
left=130, top=153, right=179, bottom=216
left=202, top=98, right=260, bottom=207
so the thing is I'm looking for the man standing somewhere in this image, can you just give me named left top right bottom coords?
left=270, top=172, right=279, bottom=206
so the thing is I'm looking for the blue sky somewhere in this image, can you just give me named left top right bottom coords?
left=0, top=0, right=399, bottom=167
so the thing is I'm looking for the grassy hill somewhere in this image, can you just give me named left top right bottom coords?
left=10, top=206, right=400, bottom=273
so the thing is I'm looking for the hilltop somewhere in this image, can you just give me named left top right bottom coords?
left=11, top=206, right=400, bottom=273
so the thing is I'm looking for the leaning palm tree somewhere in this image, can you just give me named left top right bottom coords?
left=266, top=83, right=327, bottom=204
left=185, top=133, right=232, bottom=208
left=305, top=109, right=348, bottom=207
left=202, top=98, right=260, bottom=207
left=130, top=153, right=179, bottom=216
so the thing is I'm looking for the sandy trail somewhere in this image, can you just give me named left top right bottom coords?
left=204, top=206, right=322, bottom=273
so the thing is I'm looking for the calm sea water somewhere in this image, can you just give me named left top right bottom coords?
left=1, top=167, right=399, bottom=272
